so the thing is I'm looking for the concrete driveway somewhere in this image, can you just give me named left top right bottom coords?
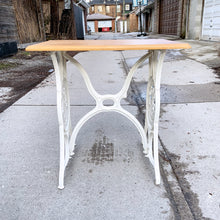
left=0, top=32, right=219, bottom=219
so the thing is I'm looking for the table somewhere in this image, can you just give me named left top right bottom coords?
left=26, top=39, right=191, bottom=189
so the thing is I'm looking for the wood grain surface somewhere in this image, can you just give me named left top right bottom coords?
left=26, top=39, right=191, bottom=51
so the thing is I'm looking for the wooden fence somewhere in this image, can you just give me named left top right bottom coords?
left=12, top=0, right=46, bottom=43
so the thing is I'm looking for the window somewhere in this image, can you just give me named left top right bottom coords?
left=125, top=4, right=130, bottom=11
left=117, top=5, right=120, bottom=13
left=92, top=6, right=94, bottom=12
left=98, top=6, right=102, bottom=12
left=106, top=6, right=110, bottom=13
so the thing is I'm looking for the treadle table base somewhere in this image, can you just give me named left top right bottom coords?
left=26, top=39, right=191, bottom=189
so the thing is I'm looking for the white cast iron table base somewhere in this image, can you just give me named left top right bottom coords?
left=51, top=50, right=166, bottom=189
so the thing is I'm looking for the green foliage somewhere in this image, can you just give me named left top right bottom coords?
left=0, top=61, right=20, bottom=70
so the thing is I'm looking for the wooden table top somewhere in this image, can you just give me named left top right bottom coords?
left=26, top=39, right=191, bottom=51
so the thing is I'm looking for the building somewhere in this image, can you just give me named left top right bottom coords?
left=87, top=0, right=133, bottom=32
left=186, top=0, right=220, bottom=41
left=87, top=13, right=115, bottom=32
left=132, top=0, right=154, bottom=33
left=88, top=0, right=133, bottom=17
left=135, top=0, right=220, bottom=41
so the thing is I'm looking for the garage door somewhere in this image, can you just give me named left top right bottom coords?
left=202, top=0, right=220, bottom=41
left=159, top=0, right=180, bottom=35
left=98, top=20, right=112, bottom=28
left=87, top=21, right=95, bottom=32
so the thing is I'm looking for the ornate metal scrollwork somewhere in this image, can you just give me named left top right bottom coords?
left=147, top=76, right=156, bottom=130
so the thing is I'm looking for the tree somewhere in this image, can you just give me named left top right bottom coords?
left=12, top=0, right=46, bottom=43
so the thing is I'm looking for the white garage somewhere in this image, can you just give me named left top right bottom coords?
left=98, top=20, right=112, bottom=28
left=98, top=20, right=112, bottom=32
left=87, top=13, right=115, bottom=32
left=202, top=0, right=220, bottom=41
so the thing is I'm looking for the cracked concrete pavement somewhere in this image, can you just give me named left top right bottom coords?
left=0, top=32, right=220, bottom=219
left=121, top=33, right=220, bottom=220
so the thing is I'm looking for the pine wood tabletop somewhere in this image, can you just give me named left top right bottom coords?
left=26, top=39, right=191, bottom=52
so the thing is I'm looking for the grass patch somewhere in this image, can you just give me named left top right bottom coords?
left=12, top=50, right=50, bottom=59
left=12, top=50, right=32, bottom=59
left=0, top=61, right=21, bottom=70
left=21, top=51, right=31, bottom=57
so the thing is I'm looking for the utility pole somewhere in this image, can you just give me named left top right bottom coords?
left=137, top=0, right=147, bottom=37
left=123, top=0, right=125, bottom=33
left=139, top=1, right=142, bottom=33
left=115, top=0, right=117, bottom=33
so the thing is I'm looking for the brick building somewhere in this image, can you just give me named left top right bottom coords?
left=87, top=13, right=115, bottom=32
left=87, top=0, right=133, bottom=32
left=152, top=0, right=220, bottom=41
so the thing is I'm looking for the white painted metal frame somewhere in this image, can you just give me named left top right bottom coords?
left=51, top=49, right=166, bottom=189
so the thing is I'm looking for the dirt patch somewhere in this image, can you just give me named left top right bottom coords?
left=213, top=67, right=220, bottom=79
left=86, top=136, right=114, bottom=165
left=12, top=50, right=50, bottom=60
left=0, top=49, right=79, bottom=113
